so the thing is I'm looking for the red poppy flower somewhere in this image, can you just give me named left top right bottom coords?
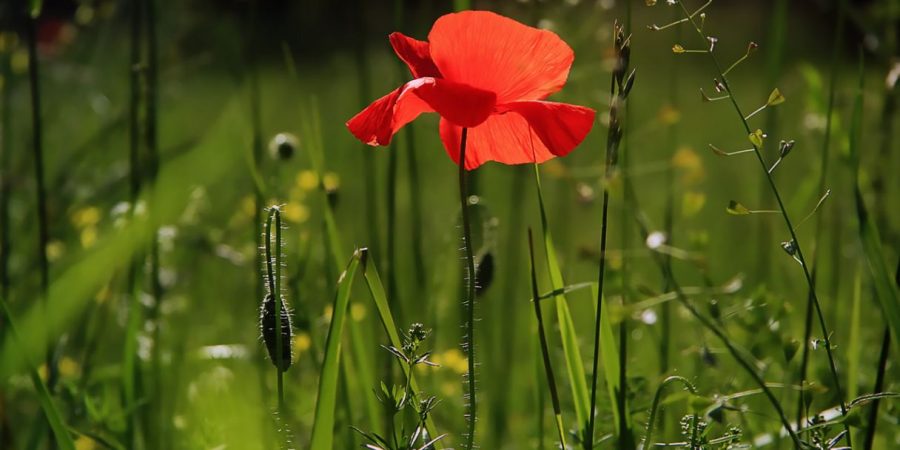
left=346, top=10, right=596, bottom=170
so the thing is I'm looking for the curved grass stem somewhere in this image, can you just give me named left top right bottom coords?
left=458, top=128, right=477, bottom=450
left=676, top=1, right=849, bottom=444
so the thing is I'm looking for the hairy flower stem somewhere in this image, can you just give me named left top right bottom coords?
left=458, top=128, right=477, bottom=450
left=265, top=208, right=285, bottom=413
left=677, top=1, right=849, bottom=443
left=642, top=376, right=697, bottom=449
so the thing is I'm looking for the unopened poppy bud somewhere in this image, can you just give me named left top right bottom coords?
left=268, top=132, right=299, bottom=161
left=474, top=251, right=494, bottom=295
left=260, top=294, right=293, bottom=372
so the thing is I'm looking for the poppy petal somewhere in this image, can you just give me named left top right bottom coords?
left=428, top=11, right=574, bottom=103
left=439, top=101, right=595, bottom=170
left=389, top=32, right=442, bottom=78
left=503, top=100, right=596, bottom=157
left=347, top=77, right=496, bottom=146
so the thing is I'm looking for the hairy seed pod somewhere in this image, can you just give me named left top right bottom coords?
left=260, top=293, right=292, bottom=371
left=474, top=251, right=494, bottom=295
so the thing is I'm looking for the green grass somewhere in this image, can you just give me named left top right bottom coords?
left=0, top=2, right=898, bottom=449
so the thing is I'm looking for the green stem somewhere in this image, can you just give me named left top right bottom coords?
left=623, top=176, right=802, bottom=448
left=528, top=229, right=567, bottom=449
left=863, top=258, right=898, bottom=449
left=265, top=208, right=285, bottom=413
left=458, top=128, right=477, bottom=450
left=643, top=376, right=697, bottom=449
left=797, top=0, right=844, bottom=429
left=26, top=2, right=52, bottom=388
left=677, top=0, right=849, bottom=442
left=862, top=326, right=890, bottom=450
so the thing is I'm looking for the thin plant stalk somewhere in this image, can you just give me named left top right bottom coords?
left=617, top=5, right=634, bottom=448
left=528, top=229, right=567, bottom=449
left=589, top=20, right=633, bottom=449
left=675, top=1, right=850, bottom=441
left=264, top=208, right=286, bottom=413
left=458, top=128, right=477, bottom=450
left=622, top=175, right=802, bottom=447
left=122, top=0, right=143, bottom=444
left=642, top=376, right=697, bottom=449
left=796, top=0, right=845, bottom=428
left=534, top=167, right=593, bottom=420
left=863, top=325, right=891, bottom=450
left=660, top=4, right=680, bottom=378
left=143, top=0, right=164, bottom=445
left=25, top=0, right=52, bottom=388
left=0, top=27, right=10, bottom=303
left=532, top=164, right=591, bottom=433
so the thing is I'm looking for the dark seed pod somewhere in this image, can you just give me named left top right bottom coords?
left=260, top=293, right=293, bottom=372
left=474, top=251, right=494, bottom=295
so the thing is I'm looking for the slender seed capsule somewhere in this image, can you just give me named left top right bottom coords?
left=260, top=293, right=292, bottom=372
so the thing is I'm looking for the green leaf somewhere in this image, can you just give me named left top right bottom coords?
left=726, top=200, right=751, bottom=215
left=301, top=104, right=381, bottom=435
left=0, top=299, right=76, bottom=450
left=533, top=166, right=591, bottom=433
left=766, top=88, right=785, bottom=106
left=309, top=251, right=363, bottom=450
left=748, top=129, right=766, bottom=148
left=591, top=285, right=631, bottom=437
left=361, top=253, right=442, bottom=447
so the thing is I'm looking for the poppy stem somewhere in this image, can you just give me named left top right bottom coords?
left=458, top=128, right=477, bottom=450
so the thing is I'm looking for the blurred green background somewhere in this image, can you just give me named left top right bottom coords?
left=0, top=0, right=898, bottom=448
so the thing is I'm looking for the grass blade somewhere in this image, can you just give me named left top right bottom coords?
left=848, top=53, right=900, bottom=350
left=591, top=284, right=628, bottom=436
left=528, top=229, right=568, bottom=449
left=0, top=298, right=75, bottom=450
left=360, top=251, right=443, bottom=448
left=309, top=250, right=363, bottom=449
left=533, top=165, right=591, bottom=434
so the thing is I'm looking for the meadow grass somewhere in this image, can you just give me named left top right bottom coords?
left=0, top=2, right=897, bottom=449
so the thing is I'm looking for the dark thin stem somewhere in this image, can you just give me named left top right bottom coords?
left=863, top=258, right=899, bottom=449
left=26, top=5, right=52, bottom=387
left=265, top=208, right=285, bottom=413
left=797, top=0, right=845, bottom=429
left=143, top=0, right=164, bottom=444
left=528, top=229, right=567, bottom=449
left=458, top=128, right=477, bottom=450
left=0, top=31, right=12, bottom=306
left=660, top=4, right=680, bottom=378
left=677, top=1, right=848, bottom=444
left=617, top=6, right=634, bottom=449
left=863, top=326, right=890, bottom=450
left=124, top=0, right=143, bottom=445
left=623, top=175, right=802, bottom=447
left=587, top=188, right=610, bottom=450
